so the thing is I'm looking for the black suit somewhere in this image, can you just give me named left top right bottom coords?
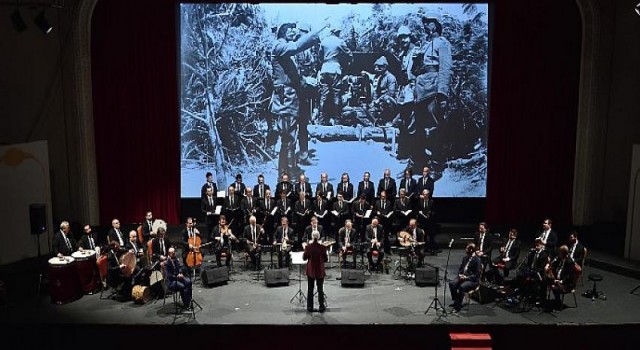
left=357, top=180, right=375, bottom=204
left=491, top=238, right=521, bottom=284
left=548, top=257, right=577, bottom=309
left=107, top=228, right=127, bottom=247
left=332, top=199, right=350, bottom=232
left=78, top=233, right=99, bottom=250
left=303, top=224, right=325, bottom=243
left=352, top=200, right=371, bottom=238
left=201, top=181, right=217, bottom=200
left=568, top=241, right=585, bottom=266
left=449, top=254, right=482, bottom=310
left=224, top=194, right=242, bottom=233
left=416, top=176, right=435, bottom=197
left=517, top=248, right=550, bottom=302
left=231, top=182, right=246, bottom=198
left=243, top=224, right=264, bottom=268
left=275, top=225, right=295, bottom=268
left=201, top=195, right=218, bottom=239
left=336, top=182, right=354, bottom=201
left=538, top=229, right=559, bottom=254
left=259, top=197, right=276, bottom=241
left=365, top=224, right=385, bottom=269
left=394, top=196, right=413, bottom=230
left=294, top=182, right=312, bottom=200
left=377, top=177, right=396, bottom=201
left=407, top=227, right=426, bottom=267
left=151, top=237, right=172, bottom=262
left=275, top=181, right=293, bottom=200
left=142, top=219, right=155, bottom=243
left=373, top=199, right=393, bottom=252
left=52, top=230, right=77, bottom=256
left=315, top=182, right=334, bottom=200
left=398, top=177, right=417, bottom=198
left=124, top=240, right=145, bottom=268
left=253, top=183, right=270, bottom=200
left=107, top=248, right=133, bottom=299
left=417, top=197, right=435, bottom=250
left=337, top=227, right=357, bottom=268
left=240, top=196, right=258, bottom=223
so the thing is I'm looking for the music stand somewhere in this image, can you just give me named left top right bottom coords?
left=355, top=242, right=371, bottom=275
left=392, top=246, right=409, bottom=279
left=188, top=249, right=203, bottom=315
left=289, top=251, right=307, bottom=305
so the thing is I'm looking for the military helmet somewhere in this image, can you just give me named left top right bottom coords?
left=422, top=12, right=442, bottom=25
left=276, top=22, right=296, bottom=39
left=397, top=25, right=412, bottom=37
left=374, top=56, right=388, bottom=67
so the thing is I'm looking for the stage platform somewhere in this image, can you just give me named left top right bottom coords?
left=1, top=230, right=639, bottom=349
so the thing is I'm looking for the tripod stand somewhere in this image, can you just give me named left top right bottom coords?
left=187, top=250, right=203, bottom=315
left=290, top=262, right=307, bottom=305
left=425, top=239, right=453, bottom=316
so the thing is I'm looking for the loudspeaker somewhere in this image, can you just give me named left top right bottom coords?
left=29, top=203, right=46, bottom=235
left=415, top=266, right=439, bottom=286
left=201, top=265, right=229, bottom=286
left=470, top=284, right=498, bottom=304
left=340, top=269, right=365, bottom=287
left=264, top=268, right=290, bottom=287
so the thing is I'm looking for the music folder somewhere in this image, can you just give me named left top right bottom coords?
left=331, top=210, right=340, bottom=217
left=214, top=205, right=222, bottom=215
left=364, top=209, right=372, bottom=219
left=402, top=210, right=412, bottom=216
left=385, top=211, right=393, bottom=218
left=346, top=197, right=356, bottom=204
left=290, top=251, right=305, bottom=265
left=217, top=190, right=226, bottom=198
left=270, top=207, right=278, bottom=216
left=317, top=210, right=327, bottom=218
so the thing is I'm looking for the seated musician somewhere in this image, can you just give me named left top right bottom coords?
left=78, top=224, right=99, bottom=252
left=165, top=247, right=193, bottom=311
left=545, top=245, right=576, bottom=311
left=181, top=217, right=204, bottom=272
left=490, top=228, right=521, bottom=286
left=274, top=217, right=295, bottom=268
left=53, top=221, right=77, bottom=257
left=366, top=217, right=385, bottom=272
left=125, top=230, right=145, bottom=267
left=513, top=238, right=549, bottom=305
left=473, top=222, right=493, bottom=275
left=302, top=216, right=325, bottom=248
left=406, top=219, right=426, bottom=268
left=337, top=220, right=357, bottom=268
left=106, top=240, right=134, bottom=301
left=567, top=231, right=585, bottom=267
left=449, top=243, right=482, bottom=313
left=151, top=227, right=172, bottom=263
left=212, top=215, right=237, bottom=268
left=243, top=215, right=264, bottom=269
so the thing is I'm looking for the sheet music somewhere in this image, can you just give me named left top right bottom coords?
left=332, top=210, right=339, bottom=217
left=327, top=192, right=332, bottom=200
left=346, top=197, right=356, bottom=204
left=214, top=205, right=222, bottom=215
left=217, top=190, right=226, bottom=198
left=317, top=210, right=327, bottom=218
left=270, top=206, right=278, bottom=216
left=385, top=211, right=393, bottom=218
left=364, top=209, right=372, bottom=219
left=403, top=210, right=412, bottom=216
left=290, top=251, right=305, bottom=265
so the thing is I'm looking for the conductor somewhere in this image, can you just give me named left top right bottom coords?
left=303, top=231, right=327, bottom=313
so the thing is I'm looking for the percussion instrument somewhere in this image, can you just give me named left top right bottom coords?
left=119, top=252, right=137, bottom=277
left=149, top=270, right=163, bottom=286
left=48, top=256, right=81, bottom=304
left=131, top=285, right=150, bottom=304
left=151, top=219, right=167, bottom=236
left=72, top=250, right=99, bottom=294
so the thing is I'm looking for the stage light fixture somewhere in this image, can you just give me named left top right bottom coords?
left=34, top=9, right=52, bottom=34
left=635, top=2, right=640, bottom=16
left=10, top=8, right=27, bottom=32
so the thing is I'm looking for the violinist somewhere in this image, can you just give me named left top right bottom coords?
left=181, top=217, right=204, bottom=271
left=212, top=215, right=237, bottom=268
left=243, top=215, right=264, bottom=269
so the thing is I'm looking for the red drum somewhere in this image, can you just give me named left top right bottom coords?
left=72, top=250, right=99, bottom=294
left=48, top=257, right=81, bottom=304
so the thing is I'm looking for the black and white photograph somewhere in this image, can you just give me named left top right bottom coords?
left=179, top=3, right=489, bottom=198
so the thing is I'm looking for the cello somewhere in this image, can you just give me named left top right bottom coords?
left=185, top=230, right=214, bottom=268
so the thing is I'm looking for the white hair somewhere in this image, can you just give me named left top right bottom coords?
left=311, top=231, right=320, bottom=240
left=60, top=221, right=70, bottom=229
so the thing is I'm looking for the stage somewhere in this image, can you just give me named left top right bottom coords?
left=2, top=230, right=640, bottom=349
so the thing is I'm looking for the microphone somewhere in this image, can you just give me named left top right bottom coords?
left=449, top=239, right=454, bottom=248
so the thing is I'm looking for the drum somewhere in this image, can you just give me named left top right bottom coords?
left=72, top=250, right=99, bottom=294
left=48, top=256, right=81, bottom=304
left=131, top=285, right=150, bottom=304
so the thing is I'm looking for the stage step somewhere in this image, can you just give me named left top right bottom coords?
left=450, top=332, right=492, bottom=350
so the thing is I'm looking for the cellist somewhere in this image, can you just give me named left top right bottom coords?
left=181, top=217, right=204, bottom=272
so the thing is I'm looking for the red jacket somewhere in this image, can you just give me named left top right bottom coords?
left=303, top=241, right=327, bottom=279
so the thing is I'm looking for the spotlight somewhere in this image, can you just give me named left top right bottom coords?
left=10, top=8, right=27, bottom=32
left=34, top=9, right=52, bottom=34
left=636, top=2, right=640, bottom=16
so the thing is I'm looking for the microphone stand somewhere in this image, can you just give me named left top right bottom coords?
left=426, top=239, right=453, bottom=317
left=188, top=248, right=203, bottom=314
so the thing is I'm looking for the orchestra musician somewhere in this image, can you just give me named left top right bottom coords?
left=315, top=172, right=334, bottom=200
left=294, top=174, right=312, bottom=201
left=243, top=215, right=264, bottom=269
left=398, top=168, right=417, bottom=208
left=107, top=218, right=126, bottom=248
left=275, top=172, right=293, bottom=201
left=514, top=238, right=550, bottom=305
left=302, top=216, right=325, bottom=248
left=406, top=219, right=426, bottom=268
left=224, top=185, right=242, bottom=236
left=537, top=218, right=558, bottom=257
left=473, top=222, right=493, bottom=275
left=356, top=171, right=376, bottom=205
left=545, top=245, right=577, bottom=311
left=276, top=190, right=292, bottom=228
left=165, top=247, right=193, bottom=311
left=567, top=231, right=585, bottom=267
left=259, top=188, right=276, bottom=242
left=212, top=215, right=237, bottom=268
left=78, top=224, right=99, bottom=252
left=332, top=193, right=350, bottom=236
left=417, top=189, right=436, bottom=254
left=366, top=217, right=385, bottom=272
left=303, top=231, right=327, bottom=313
left=201, top=186, right=218, bottom=240
left=151, top=227, right=171, bottom=263
left=374, top=191, right=393, bottom=254
left=231, top=173, right=247, bottom=199
left=275, top=217, right=295, bottom=268
left=337, top=219, right=357, bottom=268
left=53, top=221, right=77, bottom=257
left=181, top=217, right=203, bottom=271
left=312, top=192, right=330, bottom=239
left=241, top=188, right=258, bottom=225
left=394, top=188, right=413, bottom=233
left=125, top=230, right=146, bottom=270
left=449, top=243, right=482, bottom=313
left=106, top=240, right=134, bottom=301
left=490, top=228, right=521, bottom=286
left=141, top=211, right=155, bottom=243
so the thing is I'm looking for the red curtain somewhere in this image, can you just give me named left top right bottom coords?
left=92, top=0, right=180, bottom=224
left=91, top=0, right=581, bottom=226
